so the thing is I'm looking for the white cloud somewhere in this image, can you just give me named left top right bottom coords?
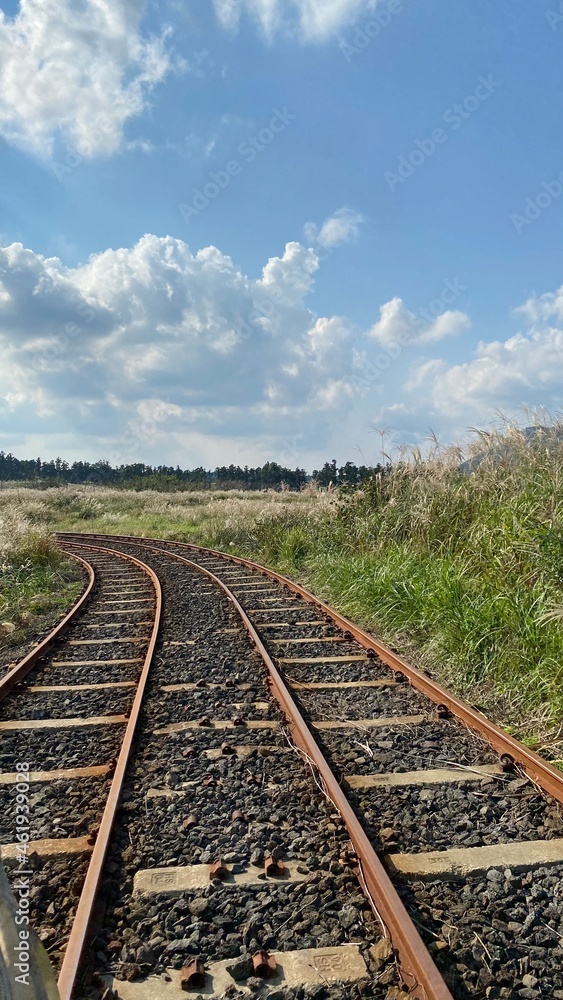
left=396, top=285, right=563, bottom=436
left=213, top=0, right=375, bottom=41
left=514, top=285, right=563, bottom=325
left=304, top=207, right=364, bottom=248
left=403, top=359, right=445, bottom=393
left=0, top=234, right=362, bottom=461
left=425, top=327, right=563, bottom=418
left=368, top=296, right=471, bottom=348
left=10, top=236, right=563, bottom=464
left=422, top=310, right=472, bottom=344
left=125, top=138, right=156, bottom=154
left=0, top=0, right=174, bottom=158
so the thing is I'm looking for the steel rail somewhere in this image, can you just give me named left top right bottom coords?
left=62, top=533, right=563, bottom=805
left=72, top=536, right=453, bottom=1000
left=54, top=542, right=162, bottom=1000
left=0, top=551, right=95, bottom=703
left=175, top=543, right=563, bottom=801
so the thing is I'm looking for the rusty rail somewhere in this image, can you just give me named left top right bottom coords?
left=55, top=530, right=563, bottom=996
left=62, top=533, right=563, bottom=806
left=65, top=536, right=453, bottom=1000
left=55, top=543, right=162, bottom=1000
left=179, top=544, right=563, bottom=801
left=0, top=551, right=95, bottom=703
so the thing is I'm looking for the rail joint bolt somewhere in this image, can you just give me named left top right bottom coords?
left=264, top=856, right=285, bottom=878
left=181, top=958, right=206, bottom=990
left=252, top=950, right=277, bottom=978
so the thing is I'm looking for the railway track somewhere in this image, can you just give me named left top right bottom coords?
left=0, top=543, right=161, bottom=997
left=1, top=532, right=563, bottom=1000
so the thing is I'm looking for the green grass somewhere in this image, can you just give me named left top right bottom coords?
left=299, top=550, right=563, bottom=736
left=0, top=511, right=83, bottom=656
left=2, top=421, right=563, bottom=755
left=194, top=423, right=563, bottom=754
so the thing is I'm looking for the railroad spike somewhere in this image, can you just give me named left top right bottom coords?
left=181, top=958, right=206, bottom=990
left=264, top=856, right=285, bottom=878
left=209, top=859, right=230, bottom=881
left=252, top=950, right=277, bottom=978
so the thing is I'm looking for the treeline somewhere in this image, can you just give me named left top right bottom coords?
left=0, top=452, right=383, bottom=491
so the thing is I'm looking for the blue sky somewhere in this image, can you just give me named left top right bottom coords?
left=1, top=0, right=562, bottom=470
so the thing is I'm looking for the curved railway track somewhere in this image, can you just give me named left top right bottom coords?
left=0, top=543, right=161, bottom=998
left=1, top=531, right=563, bottom=1000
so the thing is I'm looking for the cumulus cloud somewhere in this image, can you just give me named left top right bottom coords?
left=0, top=234, right=363, bottom=459
left=303, top=208, right=364, bottom=248
left=0, top=0, right=174, bottom=158
left=213, top=0, right=374, bottom=41
left=368, top=296, right=471, bottom=348
left=11, top=235, right=563, bottom=463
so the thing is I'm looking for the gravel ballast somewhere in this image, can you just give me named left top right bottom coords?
left=68, top=542, right=401, bottom=998
left=14, top=533, right=563, bottom=1000
left=0, top=777, right=109, bottom=842
left=0, top=723, right=125, bottom=770
left=399, top=864, right=563, bottom=998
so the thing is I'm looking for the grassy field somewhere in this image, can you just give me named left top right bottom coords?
left=0, top=507, right=83, bottom=661
left=2, top=421, right=563, bottom=757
